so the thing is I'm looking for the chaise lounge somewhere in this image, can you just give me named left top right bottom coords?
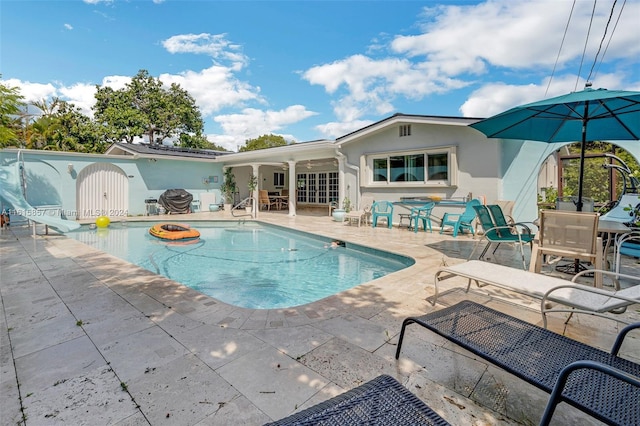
left=395, top=301, right=640, bottom=426
left=265, top=374, right=451, bottom=425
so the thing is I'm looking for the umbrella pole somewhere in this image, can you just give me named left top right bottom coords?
left=576, top=103, right=589, bottom=213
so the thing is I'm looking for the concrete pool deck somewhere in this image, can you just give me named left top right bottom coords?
left=1, top=211, right=639, bottom=425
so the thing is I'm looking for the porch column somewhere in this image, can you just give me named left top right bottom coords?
left=287, top=161, right=296, bottom=216
left=252, top=164, right=260, bottom=218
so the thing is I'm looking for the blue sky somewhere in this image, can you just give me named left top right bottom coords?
left=2, top=0, right=639, bottom=151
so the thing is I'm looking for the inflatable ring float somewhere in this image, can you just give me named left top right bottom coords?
left=149, top=223, right=200, bottom=241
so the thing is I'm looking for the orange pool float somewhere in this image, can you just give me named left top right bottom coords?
left=149, top=223, right=200, bottom=241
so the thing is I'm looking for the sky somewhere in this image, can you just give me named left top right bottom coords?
left=1, top=0, right=639, bottom=151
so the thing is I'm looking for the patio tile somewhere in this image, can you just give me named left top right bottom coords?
left=22, top=365, right=139, bottom=425
left=249, top=324, right=334, bottom=359
left=216, top=345, right=329, bottom=421
left=298, top=338, right=399, bottom=390
left=313, top=313, right=389, bottom=352
left=127, top=354, right=254, bottom=426
left=8, top=311, right=85, bottom=358
left=392, top=334, right=487, bottom=398
left=15, top=335, right=107, bottom=396
left=176, top=323, right=267, bottom=370
left=406, top=372, right=522, bottom=426
left=100, top=325, right=191, bottom=383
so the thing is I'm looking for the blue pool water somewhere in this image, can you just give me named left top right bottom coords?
left=68, top=221, right=414, bottom=309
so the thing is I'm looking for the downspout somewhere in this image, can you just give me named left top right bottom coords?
left=335, top=149, right=360, bottom=208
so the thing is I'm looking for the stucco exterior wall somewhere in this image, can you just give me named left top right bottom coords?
left=339, top=123, right=501, bottom=220
left=0, top=150, right=222, bottom=217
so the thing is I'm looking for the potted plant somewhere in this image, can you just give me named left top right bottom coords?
left=332, top=197, right=351, bottom=222
left=246, top=173, right=258, bottom=214
left=221, top=167, right=236, bottom=213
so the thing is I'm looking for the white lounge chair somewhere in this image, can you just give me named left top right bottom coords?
left=433, top=260, right=640, bottom=327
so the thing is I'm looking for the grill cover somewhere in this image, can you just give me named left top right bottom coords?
left=158, top=189, right=193, bottom=214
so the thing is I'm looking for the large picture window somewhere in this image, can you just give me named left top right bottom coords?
left=365, top=147, right=456, bottom=187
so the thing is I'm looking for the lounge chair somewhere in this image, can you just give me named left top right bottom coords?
left=409, top=202, right=435, bottom=233
left=395, top=300, right=640, bottom=426
left=265, top=374, right=451, bottom=425
left=432, top=260, right=640, bottom=327
left=371, top=201, right=394, bottom=228
left=470, top=204, right=535, bottom=269
left=439, top=199, right=480, bottom=237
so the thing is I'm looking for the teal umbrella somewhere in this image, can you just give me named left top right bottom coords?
left=470, top=86, right=640, bottom=211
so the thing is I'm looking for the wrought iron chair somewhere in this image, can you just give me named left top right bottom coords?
left=371, top=201, right=394, bottom=229
left=439, top=199, right=481, bottom=237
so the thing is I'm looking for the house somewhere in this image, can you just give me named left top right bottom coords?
left=2, top=113, right=638, bottom=224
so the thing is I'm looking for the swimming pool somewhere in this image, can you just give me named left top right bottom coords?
left=68, top=221, right=414, bottom=309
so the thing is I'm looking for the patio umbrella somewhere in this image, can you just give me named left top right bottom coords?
left=470, top=86, right=640, bottom=211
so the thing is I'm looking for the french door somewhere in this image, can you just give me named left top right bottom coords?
left=296, top=172, right=338, bottom=204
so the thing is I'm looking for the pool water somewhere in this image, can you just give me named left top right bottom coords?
left=68, top=221, right=413, bottom=309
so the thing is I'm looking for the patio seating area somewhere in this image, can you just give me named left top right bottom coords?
left=1, top=210, right=639, bottom=425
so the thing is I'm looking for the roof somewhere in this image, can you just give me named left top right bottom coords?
left=105, top=142, right=231, bottom=159
left=336, top=113, right=483, bottom=146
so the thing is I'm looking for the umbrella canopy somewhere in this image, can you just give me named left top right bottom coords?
left=470, top=87, right=640, bottom=211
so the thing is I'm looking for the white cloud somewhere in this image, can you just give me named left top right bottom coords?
left=210, top=105, right=318, bottom=150
left=460, top=72, right=629, bottom=118
left=162, top=33, right=248, bottom=68
left=159, top=65, right=261, bottom=116
left=315, top=120, right=374, bottom=139
left=64, top=23, right=73, bottom=30
left=57, top=83, right=98, bottom=118
left=304, top=0, right=639, bottom=134
left=3, top=79, right=57, bottom=103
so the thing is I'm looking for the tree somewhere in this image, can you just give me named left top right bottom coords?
left=177, top=133, right=229, bottom=151
left=560, top=142, right=640, bottom=205
left=28, top=100, right=106, bottom=153
left=0, top=80, right=25, bottom=147
left=240, top=134, right=288, bottom=152
left=93, top=69, right=206, bottom=145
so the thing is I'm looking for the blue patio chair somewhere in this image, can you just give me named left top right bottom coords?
left=439, top=199, right=481, bottom=237
left=371, top=201, right=394, bottom=229
left=409, top=202, right=435, bottom=233
left=471, top=204, right=535, bottom=269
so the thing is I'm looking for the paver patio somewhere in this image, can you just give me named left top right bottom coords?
left=1, top=211, right=638, bottom=425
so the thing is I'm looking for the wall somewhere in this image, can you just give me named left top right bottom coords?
left=0, top=150, right=222, bottom=217
left=500, top=140, right=640, bottom=222
left=339, top=123, right=501, bottom=220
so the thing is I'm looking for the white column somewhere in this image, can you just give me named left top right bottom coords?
left=287, top=161, right=296, bottom=216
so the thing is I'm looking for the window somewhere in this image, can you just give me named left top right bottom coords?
left=366, top=147, right=457, bottom=187
left=399, top=124, right=411, bottom=137
left=274, top=172, right=285, bottom=187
